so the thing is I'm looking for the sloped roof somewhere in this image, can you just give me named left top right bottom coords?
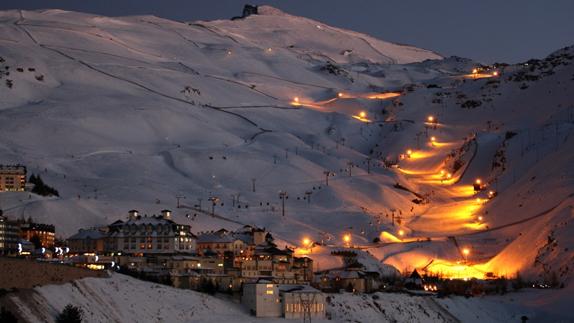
left=278, top=284, right=321, bottom=293
left=196, top=232, right=236, bottom=243
left=68, top=228, right=107, bottom=240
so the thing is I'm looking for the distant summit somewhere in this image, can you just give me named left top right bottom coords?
left=231, top=4, right=259, bottom=20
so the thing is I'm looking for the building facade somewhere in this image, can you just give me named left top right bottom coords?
left=0, top=214, right=21, bottom=255
left=106, top=210, right=196, bottom=255
left=242, top=281, right=282, bottom=317
left=280, top=285, right=326, bottom=320
left=0, top=165, right=26, bottom=192
left=242, top=282, right=326, bottom=319
left=67, top=228, right=107, bottom=254
left=19, top=221, right=55, bottom=248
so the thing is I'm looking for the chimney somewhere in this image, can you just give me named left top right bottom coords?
left=161, top=209, right=172, bottom=220
left=128, top=210, right=139, bottom=221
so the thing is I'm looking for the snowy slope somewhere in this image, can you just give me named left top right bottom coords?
left=7, top=274, right=562, bottom=323
left=0, top=7, right=572, bottom=292
left=204, top=5, right=442, bottom=65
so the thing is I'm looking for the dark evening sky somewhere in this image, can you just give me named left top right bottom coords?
left=1, top=0, right=573, bottom=63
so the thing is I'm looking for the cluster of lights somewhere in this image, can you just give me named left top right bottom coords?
left=474, top=178, right=485, bottom=192
left=471, top=67, right=499, bottom=77
left=439, top=169, right=452, bottom=180
left=424, top=284, right=438, bottom=292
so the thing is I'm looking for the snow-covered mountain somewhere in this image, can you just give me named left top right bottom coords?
left=0, top=6, right=572, bottom=292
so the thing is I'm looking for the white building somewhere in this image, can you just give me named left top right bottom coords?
left=242, top=281, right=326, bottom=319
left=280, top=285, right=326, bottom=320
left=107, top=210, right=196, bottom=254
left=242, top=281, right=281, bottom=317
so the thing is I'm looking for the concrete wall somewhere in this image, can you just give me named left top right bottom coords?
left=0, top=257, right=107, bottom=289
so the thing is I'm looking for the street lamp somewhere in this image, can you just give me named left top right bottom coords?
left=474, top=178, right=483, bottom=192
left=343, top=233, right=351, bottom=246
left=462, top=247, right=470, bottom=262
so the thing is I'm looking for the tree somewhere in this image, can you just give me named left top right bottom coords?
left=198, top=278, right=216, bottom=295
left=0, top=307, right=18, bottom=323
left=56, top=304, right=83, bottom=323
left=29, top=174, right=59, bottom=197
left=30, top=235, right=42, bottom=249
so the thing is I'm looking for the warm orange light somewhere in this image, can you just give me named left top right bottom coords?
left=343, top=234, right=351, bottom=244
left=476, top=198, right=482, bottom=203
left=427, top=116, right=434, bottom=122
left=462, top=248, right=470, bottom=256
left=440, top=170, right=445, bottom=176
left=492, top=71, right=498, bottom=76
left=478, top=216, right=483, bottom=221
left=398, top=229, right=405, bottom=237
left=302, top=237, right=311, bottom=246
left=472, top=68, right=478, bottom=74
left=359, top=111, right=367, bottom=118
left=267, top=47, right=273, bottom=52
left=338, top=92, right=343, bottom=98
left=446, top=173, right=452, bottom=179
left=406, top=149, right=413, bottom=156
left=475, top=178, right=482, bottom=185
left=294, top=97, right=299, bottom=103
left=430, top=136, right=436, bottom=142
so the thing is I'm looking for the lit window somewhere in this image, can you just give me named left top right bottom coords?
left=266, top=290, right=274, bottom=295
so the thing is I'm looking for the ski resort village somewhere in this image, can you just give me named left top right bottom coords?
left=0, top=3, right=573, bottom=323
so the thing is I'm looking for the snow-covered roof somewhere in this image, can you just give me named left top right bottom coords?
left=68, top=228, right=107, bottom=240
left=278, top=284, right=321, bottom=294
left=196, top=232, right=236, bottom=243
left=123, top=216, right=176, bottom=226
